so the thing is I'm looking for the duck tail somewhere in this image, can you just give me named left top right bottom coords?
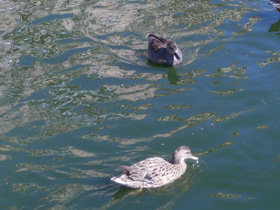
left=110, top=176, right=119, bottom=183
left=269, top=0, right=280, bottom=9
left=118, top=165, right=132, bottom=173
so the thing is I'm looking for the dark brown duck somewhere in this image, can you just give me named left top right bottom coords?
left=146, top=33, right=183, bottom=66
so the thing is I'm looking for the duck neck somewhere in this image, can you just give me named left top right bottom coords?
left=171, top=154, right=185, bottom=165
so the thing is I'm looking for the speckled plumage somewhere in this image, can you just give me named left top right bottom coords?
left=146, top=33, right=183, bottom=66
left=111, top=146, right=198, bottom=188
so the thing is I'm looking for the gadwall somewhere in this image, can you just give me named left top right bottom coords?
left=111, top=146, right=198, bottom=188
left=146, top=32, right=183, bottom=66
left=269, top=0, right=280, bottom=12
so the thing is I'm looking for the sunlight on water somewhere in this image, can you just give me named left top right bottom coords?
left=0, top=0, right=280, bottom=209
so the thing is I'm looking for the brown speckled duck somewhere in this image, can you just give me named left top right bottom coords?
left=146, top=33, right=183, bottom=66
left=111, top=146, right=198, bottom=188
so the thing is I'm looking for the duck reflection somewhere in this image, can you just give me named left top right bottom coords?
left=268, top=0, right=280, bottom=34
left=168, top=68, right=181, bottom=84
left=112, top=186, right=139, bottom=200
left=146, top=61, right=181, bottom=84
left=268, top=19, right=280, bottom=33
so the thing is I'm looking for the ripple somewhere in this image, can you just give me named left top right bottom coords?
left=46, top=184, right=94, bottom=203
left=18, top=47, right=91, bottom=66
left=0, top=154, right=11, bottom=161
left=209, top=192, right=241, bottom=200
left=259, top=51, right=280, bottom=67
left=71, top=148, right=95, bottom=157
left=210, top=88, right=239, bottom=97
left=32, top=13, right=74, bottom=25
left=0, top=0, right=279, bottom=209
left=195, top=140, right=233, bottom=157
left=163, top=104, right=192, bottom=110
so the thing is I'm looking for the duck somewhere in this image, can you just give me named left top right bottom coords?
left=146, top=32, right=183, bottom=66
left=269, top=0, right=280, bottom=12
left=111, top=146, right=198, bottom=188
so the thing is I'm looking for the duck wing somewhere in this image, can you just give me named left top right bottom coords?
left=117, top=165, right=146, bottom=181
left=130, top=157, right=171, bottom=180
left=147, top=33, right=167, bottom=42
left=146, top=33, right=168, bottom=51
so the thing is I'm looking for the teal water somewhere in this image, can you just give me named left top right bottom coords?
left=1, top=0, right=280, bottom=209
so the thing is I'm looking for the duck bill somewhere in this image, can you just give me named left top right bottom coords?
left=190, top=154, right=198, bottom=161
left=174, top=53, right=181, bottom=61
left=146, top=33, right=151, bottom=38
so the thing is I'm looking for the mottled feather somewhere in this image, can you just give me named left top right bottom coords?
left=146, top=32, right=183, bottom=66
left=111, top=146, right=198, bottom=188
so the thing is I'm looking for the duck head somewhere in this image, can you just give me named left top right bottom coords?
left=172, top=146, right=198, bottom=164
left=167, top=41, right=181, bottom=61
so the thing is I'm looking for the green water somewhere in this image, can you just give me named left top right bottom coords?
left=1, top=0, right=280, bottom=209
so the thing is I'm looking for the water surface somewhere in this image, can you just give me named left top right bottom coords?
left=0, top=0, right=280, bottom=209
